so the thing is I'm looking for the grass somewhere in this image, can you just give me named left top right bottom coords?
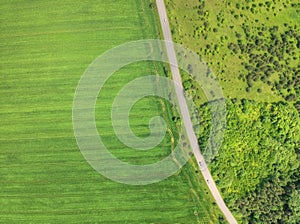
left=0, top=0, right=223, bottom=223
left=165, top=0, right=299, bottom=103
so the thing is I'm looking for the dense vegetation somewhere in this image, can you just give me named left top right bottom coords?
left=165, top=0, right=300, bottom=223
left=198, top=100, right=299, bottom=223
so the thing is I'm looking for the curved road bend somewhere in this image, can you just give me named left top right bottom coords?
left=155, top=0, right=238, bottom=223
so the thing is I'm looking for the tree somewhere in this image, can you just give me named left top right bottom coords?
left=286, top=189, right=300, bottom=223
left=237, top=178, right=285, bottom=223
left=149, top=2, right=155, bottom=9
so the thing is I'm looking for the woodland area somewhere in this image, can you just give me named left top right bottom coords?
left=198, top=100, right=299, bottom=223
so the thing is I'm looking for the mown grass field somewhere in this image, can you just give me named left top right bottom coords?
left=1, top=0, right=223, bottom=223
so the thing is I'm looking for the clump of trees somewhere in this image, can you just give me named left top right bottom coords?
left=236, top=177, right=300, bottom=223
left=227, top=23, right=299, bottom=111
left=197, top=99, right=300, bottom=223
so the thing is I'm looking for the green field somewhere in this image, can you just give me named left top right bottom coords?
left=0, top=0, right=224, bottom=223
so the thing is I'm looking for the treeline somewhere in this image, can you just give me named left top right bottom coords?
left=197, top=99, right=300, bottom=223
